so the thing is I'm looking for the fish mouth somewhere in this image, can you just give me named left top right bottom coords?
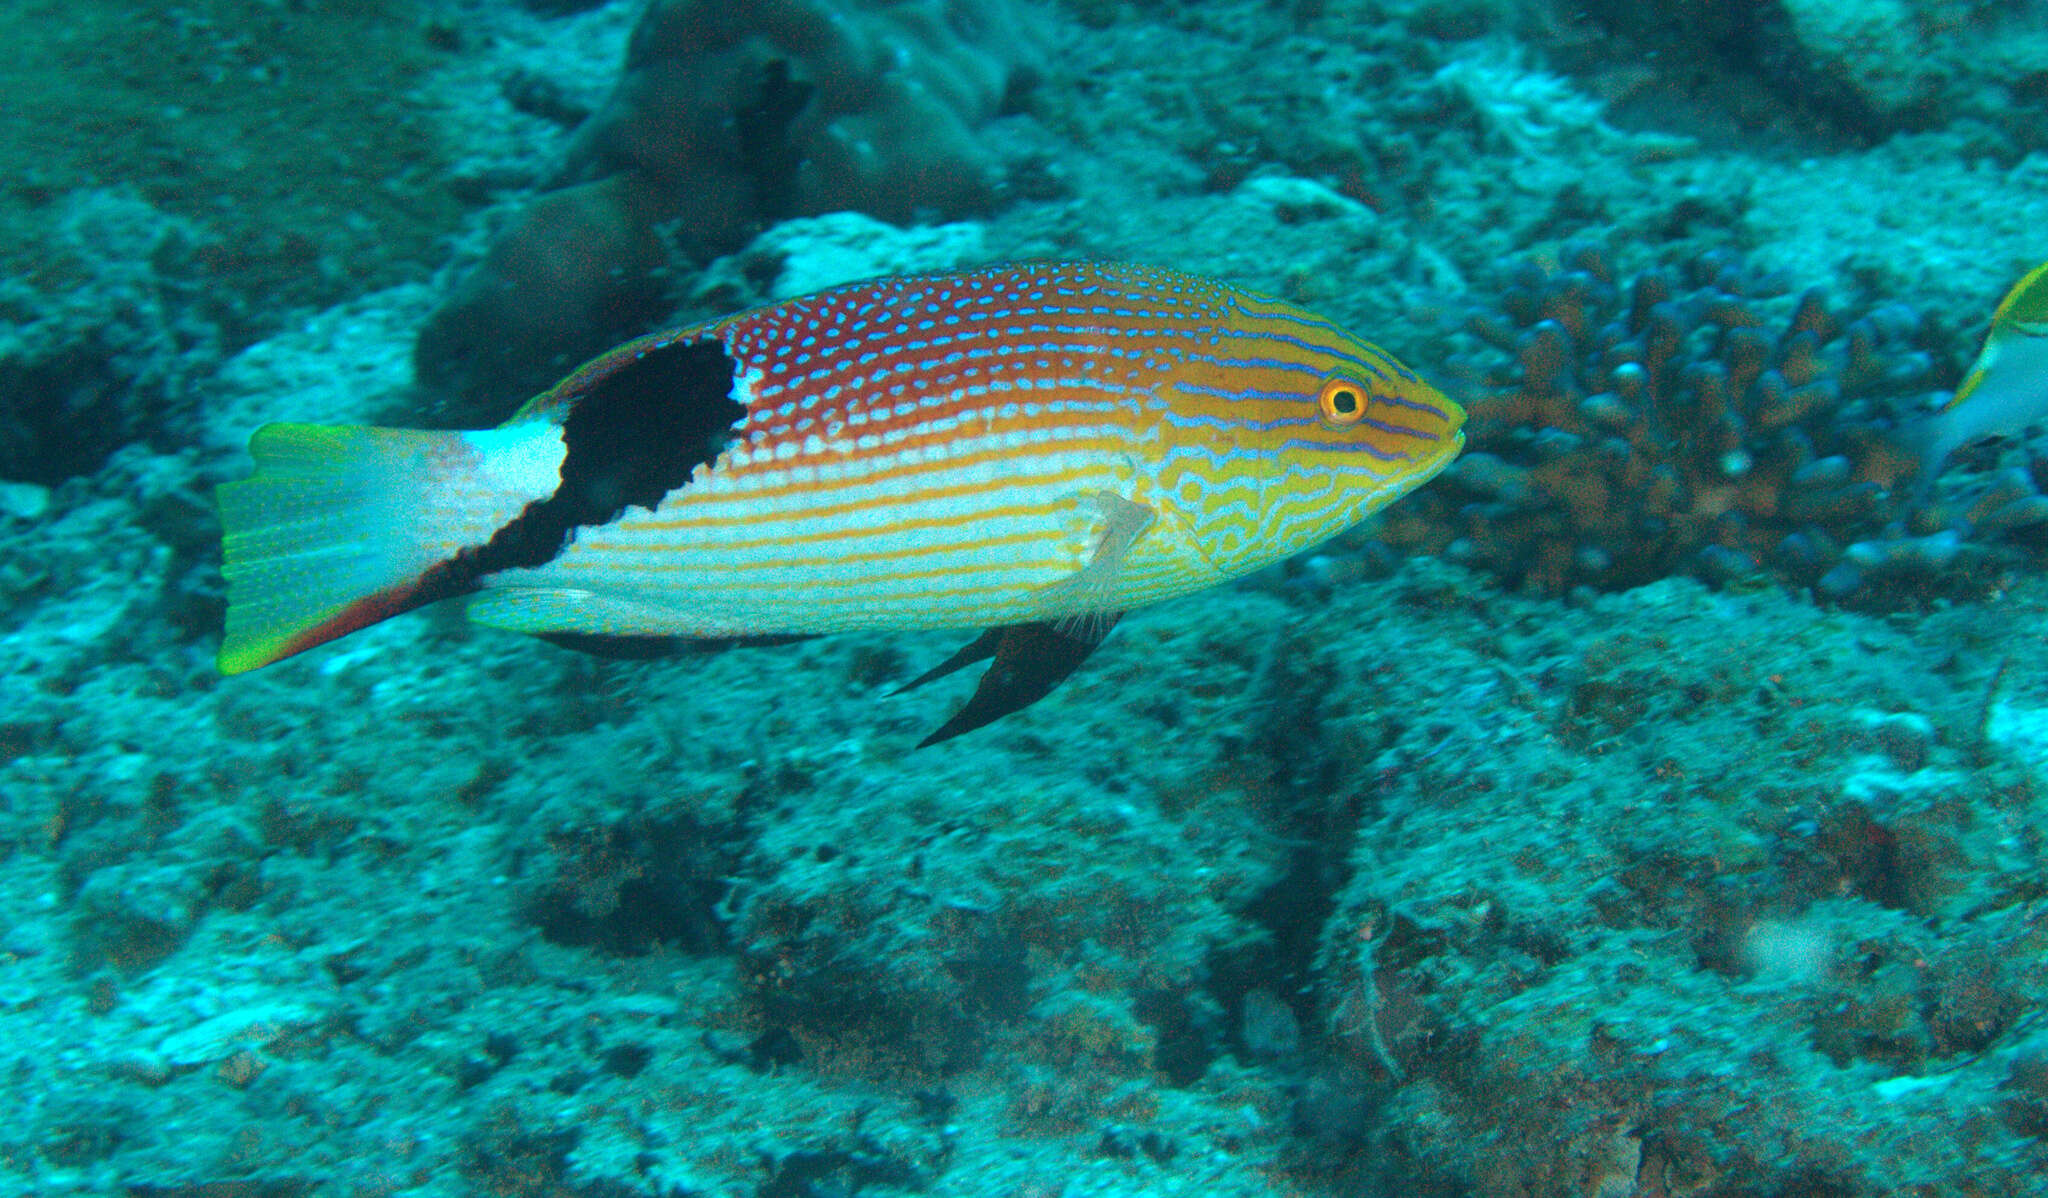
left=1420, top=424, right=1466, bottom=477
left=1412, top=393, right=1467, bottom=478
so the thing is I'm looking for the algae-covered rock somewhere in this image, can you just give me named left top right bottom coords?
left=415, top=0, right=1043, bottom=420
left=1779, top=0, right=1943, bottom=120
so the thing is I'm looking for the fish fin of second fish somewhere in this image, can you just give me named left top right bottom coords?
left=1917, top=327, right=2048, bottom=480
left=906, top=616, right=1122, bottom=748
left=1918, top=260, right=2048, bottom=480
left=217, top=422, right=562, bottom=675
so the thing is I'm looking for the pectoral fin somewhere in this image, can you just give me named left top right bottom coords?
left=898, top=616, right=1123, bottom=748
left=1046, top=491, right=1153, bottom=631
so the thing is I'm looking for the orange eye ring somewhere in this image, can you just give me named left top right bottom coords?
left=1317, top=378, right=1369, bottom=428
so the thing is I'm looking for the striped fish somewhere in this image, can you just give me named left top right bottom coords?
left=218, top=262, right=1463, bottom=744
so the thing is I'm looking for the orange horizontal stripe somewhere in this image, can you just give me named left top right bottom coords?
left=642, top=455, right=1125, bottom=532
left=576, top=572, right=1069, bottom=611
left=564, top=527, right=1063, bottom=573
left=724, top=420, right=1126, bottom=472
left=622, top=486, right=1099, bottom=552
left=776, top=570, right=1190, bottom=613
left=684, top=558, right=1068, bottom=592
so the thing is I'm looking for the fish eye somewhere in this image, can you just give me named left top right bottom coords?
left=1317, top=378, right=1368, bottom=428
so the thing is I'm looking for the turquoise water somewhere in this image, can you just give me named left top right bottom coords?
left=3, top=1, right=2045, bottom=1194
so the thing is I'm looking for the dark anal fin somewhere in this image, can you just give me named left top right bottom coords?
left=906, top=615, right=1122, bottom=748
left=538, top=632, right=687, bottom=660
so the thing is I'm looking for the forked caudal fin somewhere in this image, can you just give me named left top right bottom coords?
left=216, top=421, right=565, bottom=674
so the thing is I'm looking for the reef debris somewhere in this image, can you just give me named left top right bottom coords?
left=1380, top=242, right=2048, bottom=607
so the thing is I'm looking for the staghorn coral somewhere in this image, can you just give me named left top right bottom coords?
left=415, top=0, right=1042, bottom=419
left=1376, top=242, right=2048, bottom=607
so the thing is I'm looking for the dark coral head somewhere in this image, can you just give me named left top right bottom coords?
left=1387, top=241, right=2031, bottom=608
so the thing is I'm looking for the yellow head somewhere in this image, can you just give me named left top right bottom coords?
left=1146, top=288, right=1465, bottom=577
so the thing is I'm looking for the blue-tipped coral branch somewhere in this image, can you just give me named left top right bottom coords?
left=1373, top=244, right=2048, bottom=608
